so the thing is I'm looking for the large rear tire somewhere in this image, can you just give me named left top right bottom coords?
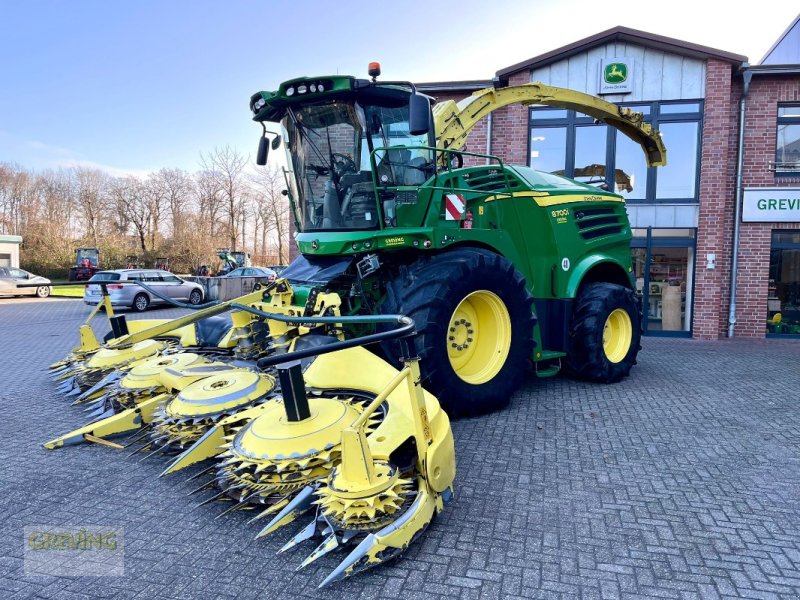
left=564, top=282, right=641, bottom=383
left=381, top=248, right=535, bottom=418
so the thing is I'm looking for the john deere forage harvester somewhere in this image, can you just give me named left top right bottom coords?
left=44, top=64, right=665, bottom=585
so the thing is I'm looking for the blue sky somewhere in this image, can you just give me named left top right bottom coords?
left=1, top=1, right=796, bottom=175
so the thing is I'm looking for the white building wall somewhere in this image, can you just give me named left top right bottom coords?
left=530, top=42, right=706, bottom=102
left=0, top=236, right=22, bottom=268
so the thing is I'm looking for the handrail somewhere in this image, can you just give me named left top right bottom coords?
left=227, top=303, right=415, bottom=369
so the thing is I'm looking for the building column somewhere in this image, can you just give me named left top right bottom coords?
left=693, top=60, right=738, bottom=339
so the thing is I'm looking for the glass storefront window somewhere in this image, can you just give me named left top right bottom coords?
left=659, top=102, right=702, bottom=114
left=615, top=131, right=648, bottom=199
left=767, top=231, right=800, bottom=335
left=655, top=122, right=699, bottom=199
left=573, top=125, right=608, bottom=188
left=529, top=102, right=701, bottom=202
left=530, top=127, right=566, bottom=173
left=530, top=108, right=568, bottom=120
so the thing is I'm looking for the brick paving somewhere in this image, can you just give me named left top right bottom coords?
left=2, top=297, right=800, bottom=599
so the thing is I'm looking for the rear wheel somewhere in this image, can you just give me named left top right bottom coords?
left=381, top=248, right=535, bottom=418
left=564, top=282, right=641, bottom=383
left=36, top=286, right=51, bottom=298
left=132, top=293, right=150, bottom=313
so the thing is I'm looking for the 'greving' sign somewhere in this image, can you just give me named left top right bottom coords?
left=742, top=188, right=800, bottom=222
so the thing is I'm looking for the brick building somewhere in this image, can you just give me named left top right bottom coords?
left=419, top=21, right=800, bottom=339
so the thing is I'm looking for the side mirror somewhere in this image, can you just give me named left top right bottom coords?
left=256, top=136, right=269, bottom=166
left=409, top=93, right=431, bottom=136
left=271, top=134, right=282, bottom=150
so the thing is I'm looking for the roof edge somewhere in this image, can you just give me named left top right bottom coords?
left=497, top=26, right=747, bottom=79
left=416, top=79, right=493, bottom=93
left=747, top=64, right=800, bottom=75
left=759, top=14, right=800, bottom=65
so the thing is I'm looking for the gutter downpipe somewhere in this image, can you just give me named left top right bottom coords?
left=728, top=63, right=753, bottom=338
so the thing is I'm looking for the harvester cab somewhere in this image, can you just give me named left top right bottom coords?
left=249, top=65, right=667, bottom=417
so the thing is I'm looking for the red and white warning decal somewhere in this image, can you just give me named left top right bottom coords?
left=444, top=193, right=465, bottom=220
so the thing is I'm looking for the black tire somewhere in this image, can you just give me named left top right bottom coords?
left=67, top=267, right=77, bottom=282
left=380, top=247, right=535, bottom=418
left=36, top=286, right=51, bottom=298
left=564, top=282, right=641, bottom=383
left=132, top=293, right=150, bottom=313
left=188, top=289, right=203, bottom=305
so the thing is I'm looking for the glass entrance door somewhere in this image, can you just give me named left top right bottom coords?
left=631, top=228, right=696, bottom=336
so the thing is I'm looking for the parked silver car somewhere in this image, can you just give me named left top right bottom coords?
left=84, top=269, right=204, bottom=312
left=224, top=266, right=277, bottom=282
left=0, top=267, right=52, bottom=298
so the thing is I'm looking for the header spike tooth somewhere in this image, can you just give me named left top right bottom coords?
left=278, top=519, right=317, bottom=554
left=246, top=495, right=291, bottom=524
left=255, top=486, right=315, bottom=539
left=297, top=534, right=339, bottom=570
left=196, top=489, right=230, bottom=508
left=185, top=464, right=217, bottom=482
left=187, top=480, right=216, bottom=496
left=319, top=534, right=380, bottom=588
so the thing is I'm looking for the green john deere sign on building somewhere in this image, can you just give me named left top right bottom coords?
left=604, top=62, right=628, bottom=83
left=599, top=57, right=633, bottom=94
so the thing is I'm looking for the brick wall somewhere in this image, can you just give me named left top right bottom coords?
left=693, top=60, right=738, bottom=339
left=733, top=77, right=800, bottom=337
left=431, top=92, right=489, bottom=166
left=487, top=72, right=530, bottom=166
left=432, top=72, right=530, bottom=167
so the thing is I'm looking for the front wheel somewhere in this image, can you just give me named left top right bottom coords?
left=564, top=282, right=641, bottom=383
left=132, top=293, right=150, bottom=313
left=381, top=248, right=535, bottom=418
left=36, top=286, right=51, bottom=298
left=188, top=289, right=202, bottom=305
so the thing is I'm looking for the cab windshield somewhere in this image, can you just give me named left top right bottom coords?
left=283, top=100, right=433, bottom=231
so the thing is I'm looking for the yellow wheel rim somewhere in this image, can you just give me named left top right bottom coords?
left=447, top=290, right=512, bottom=384
left=603, top=308, right=633, bottom=363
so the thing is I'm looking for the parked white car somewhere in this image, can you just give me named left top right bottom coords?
left=0, top=267, right=52, bottom=298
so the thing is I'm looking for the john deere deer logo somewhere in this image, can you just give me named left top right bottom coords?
left=604, top=63, right=627, bottom=84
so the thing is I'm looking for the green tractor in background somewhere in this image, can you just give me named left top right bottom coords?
left=250, top=65, right=667, bottom=417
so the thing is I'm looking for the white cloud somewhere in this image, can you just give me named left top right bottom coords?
left=26, top=139, right=74, bottom=156
left=55, top=158, right=151, bottom=179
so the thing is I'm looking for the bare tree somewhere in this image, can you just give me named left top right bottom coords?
left=195, top=168, right=223, bottom=238
left=0, top=163, right=29, bottom=235
left=151, top=168, right=193, bottom=241
left=110, top=177, right=151, bottom=252
left=73, top=167, right=109, bottom=247
left=200, top=146, right=248, bottom=250
left=251, top=165, right=291, bottom=263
